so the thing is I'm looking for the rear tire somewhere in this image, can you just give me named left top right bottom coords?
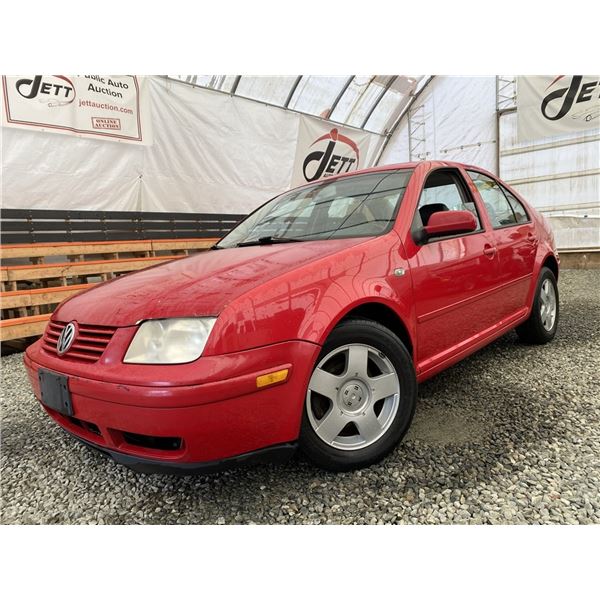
left=299, top=318, right=417, bottom=472
left=516, top=266, right=559, bottom=344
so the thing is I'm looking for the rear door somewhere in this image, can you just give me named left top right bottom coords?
left=405, top=167, right=501, bottom=373
left=465, top=170, right=537, bottom=320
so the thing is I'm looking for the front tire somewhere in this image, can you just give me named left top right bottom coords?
left=299, top=318, right=417, bottom=472
left=516, top=266, right=559, bottom=344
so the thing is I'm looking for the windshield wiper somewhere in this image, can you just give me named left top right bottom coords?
left=236, top=236, right=305, bottom=248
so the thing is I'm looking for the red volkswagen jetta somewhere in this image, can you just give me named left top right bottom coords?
left=24, top=161, right=559, bottom=473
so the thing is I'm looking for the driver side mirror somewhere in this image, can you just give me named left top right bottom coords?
left=423, top=210, right=478, bottom=239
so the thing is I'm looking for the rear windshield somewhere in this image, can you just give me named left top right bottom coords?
left=217, top=170, right=413, bottom=248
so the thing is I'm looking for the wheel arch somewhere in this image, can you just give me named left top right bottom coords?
left=327, top=301, right=415, bottom=362
left=542, top=253, right=559, bottom=280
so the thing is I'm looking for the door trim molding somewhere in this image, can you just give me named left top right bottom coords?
left=417, top=306, right=529, bottom=380
left=417, top=273, right=531, bottom=324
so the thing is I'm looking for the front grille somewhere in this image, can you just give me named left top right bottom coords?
left=43, top=320, right=117, bottom=363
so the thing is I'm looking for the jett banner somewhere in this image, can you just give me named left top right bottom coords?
left=291, top=116, right=372, bottom=186
left=1, top=75, right=151, bottom=144
left=517, top=75, right=600, bottom=141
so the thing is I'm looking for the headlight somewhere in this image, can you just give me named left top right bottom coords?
left=124, top=318, right=216, bottom=364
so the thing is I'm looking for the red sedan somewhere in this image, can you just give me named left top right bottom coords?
left=24, top=161, right=560, bottom=473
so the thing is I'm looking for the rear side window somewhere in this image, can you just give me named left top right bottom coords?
left=501, top=186, right=530, bottom=223
left=467, top=171, right=518, bottom=228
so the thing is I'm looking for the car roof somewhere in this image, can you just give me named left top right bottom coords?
left=291, top=160, right=496, bottom=191
left=338, top=160, right=491, bottom=177
left=286, top=160, right=536, bottom=215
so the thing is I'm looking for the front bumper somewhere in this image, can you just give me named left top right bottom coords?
left=70, top=434, right=298, bottom=475
left=24, top=339, right=320, bottom=472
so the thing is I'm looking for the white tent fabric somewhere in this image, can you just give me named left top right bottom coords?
left=1, top=77, right=383, bottom=214
left=1, top=126, right=145, bottom=212
left=170, top=75, right=422, bottom=134
left=2, top=75, right=597, bottom=250
left=379, top=76, right=497, bottom=171
left=141, top=78, right=300, bottom=214
left=380, top=76, right=600, bottom=250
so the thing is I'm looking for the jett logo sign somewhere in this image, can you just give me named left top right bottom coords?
left=541, top=75, right=599, bottom=122
left=302, top=128, right=361, bottom=182
left=517, top=75, right=599, bottom=141
left=2, top=75, right=147, bottom=144
left=15, top=75, right=76, bottom=106
left=292, top=117, right=372, bottom=186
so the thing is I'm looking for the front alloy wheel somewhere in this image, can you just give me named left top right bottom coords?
left=307, top=344, right=400, bottom=451
left=300, top=318, right=417, bottom=471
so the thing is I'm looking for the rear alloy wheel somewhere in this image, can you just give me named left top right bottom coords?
left=300, top=318, right=417, bottom=471
left=516, top=266, right=559, bottom=344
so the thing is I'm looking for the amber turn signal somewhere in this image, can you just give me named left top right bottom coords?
left=256, top=369, right=289, bottom=389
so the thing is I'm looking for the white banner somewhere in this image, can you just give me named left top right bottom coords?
left=2, top=75, right=151, bottom=144
left=291, top=116, right=373, bottom=187
left=517, top=75, right=600, bottom=141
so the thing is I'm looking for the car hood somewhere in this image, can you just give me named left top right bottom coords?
left=54, top=238, right=369, bottom=327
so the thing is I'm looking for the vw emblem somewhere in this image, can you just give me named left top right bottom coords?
left=57, top=322, right=77, bottom=355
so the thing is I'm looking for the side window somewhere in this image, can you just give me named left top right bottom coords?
left=417, top=170, right=482, bottom=234
left=501, top=186, right=530, bottom=223
left=467, top=170, right=517, bottom=228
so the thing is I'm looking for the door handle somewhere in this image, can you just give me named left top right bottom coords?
left=483, top=244, right=497, bottom=258
left=527, top=232, right=538, bottom=243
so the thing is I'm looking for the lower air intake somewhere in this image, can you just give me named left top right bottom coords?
left=122, top=432, right=182, bottom=451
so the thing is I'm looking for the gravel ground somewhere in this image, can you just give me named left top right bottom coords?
left=1, top=269, right=599, bottom=525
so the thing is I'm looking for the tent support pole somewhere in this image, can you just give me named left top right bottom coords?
left=360, top=75, right=398, bottom=129
left=284, top=76, right=303, bottom=108
left=373, top=76, right=434, bottom=166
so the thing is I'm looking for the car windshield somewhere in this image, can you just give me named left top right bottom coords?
left=217, top=170, right=413, bottom=248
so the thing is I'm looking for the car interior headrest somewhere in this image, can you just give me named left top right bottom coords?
left=419, top=203, right=449, bottom=226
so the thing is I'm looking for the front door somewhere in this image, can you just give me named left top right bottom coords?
left=405, top=168, right=500, bottom=374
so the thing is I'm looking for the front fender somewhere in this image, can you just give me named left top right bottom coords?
left=203, top=234, right=414, bottom=356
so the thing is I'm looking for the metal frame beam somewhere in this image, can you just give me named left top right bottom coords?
left=283, top=76, right=303, bottom=108
left=501, top=134, right=600, bottom=157
left=373, top=76, right=434, bottom=165
left=360, top=75, right=398, bottom=129
left=162, top=75, right=386, bottom=137
left=230, top=75, right=242, bottom=95
left=408, top=103, right=427, bottom=161
left=495, top=76, right=517, bottom=175
left=328, top=76, right=354, bottom=120
left=506, top=168, right=600, bottom=186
